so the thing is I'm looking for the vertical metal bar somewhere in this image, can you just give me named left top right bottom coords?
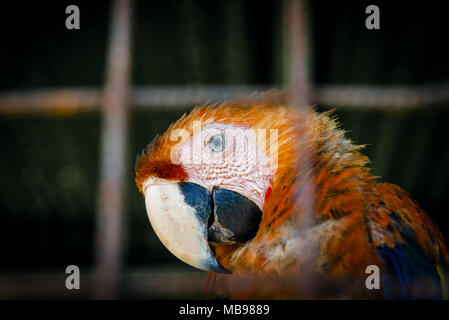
left=284, top=0, right=318, bottom=295
left=285, top=0, right=310, bottom=107
left=94, top=0, right=133, bottom=299
left=284, top=0, right=315, bottom=227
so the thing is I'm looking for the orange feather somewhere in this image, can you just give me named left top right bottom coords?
left=135, top=96, right=449, bottom=299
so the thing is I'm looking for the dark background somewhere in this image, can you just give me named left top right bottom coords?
left=0, top=0, right=448, bottom=298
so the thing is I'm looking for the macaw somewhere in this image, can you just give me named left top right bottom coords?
left=135, top=96, right=449, bottom=299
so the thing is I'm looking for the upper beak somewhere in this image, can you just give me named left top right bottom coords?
left=144, top=181, right=262, bottom=274
left=144, top=182, right=230, bottom=273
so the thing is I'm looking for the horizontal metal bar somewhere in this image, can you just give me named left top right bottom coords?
left=0, top=268, right=207, bottom=299
left=132, top=85, right=272, bottom=108
left=0, top=88, right=101, bottom=112
left=1, top=83, right=449, bottom=113
left=313, top=82, right=449, bottom=109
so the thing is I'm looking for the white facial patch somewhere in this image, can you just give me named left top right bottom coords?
left=176, top=123, right=275, bottom=209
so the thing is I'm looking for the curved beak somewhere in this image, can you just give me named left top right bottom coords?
left=144, top=182, right=231, bottom=273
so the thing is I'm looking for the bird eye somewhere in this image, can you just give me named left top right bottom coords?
left=208, top=134, right=225, bottom=152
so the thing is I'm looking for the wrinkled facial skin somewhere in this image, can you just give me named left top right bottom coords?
left=140, top=122, right=276, bottom=273
left=175, top=123, right=274, bottom=209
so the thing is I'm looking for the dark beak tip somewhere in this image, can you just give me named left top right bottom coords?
left=205, top=260, right=232, bottom=274
left=213, top=266, right=232, bottom=274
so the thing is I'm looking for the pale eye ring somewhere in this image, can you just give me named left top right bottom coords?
left=208, top=133, right=225, bottom=152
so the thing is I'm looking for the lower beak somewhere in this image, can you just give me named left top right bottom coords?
left=144, top=182, right=231, bottom=273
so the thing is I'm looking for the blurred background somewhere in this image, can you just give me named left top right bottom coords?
left=0, top=0, right=448, bottom=299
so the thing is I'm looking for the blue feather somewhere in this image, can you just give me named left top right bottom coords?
left=377, top=244, right=443, bottom=299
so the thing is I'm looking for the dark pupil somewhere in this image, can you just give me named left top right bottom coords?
left=210, top=135, right=222, bottom=150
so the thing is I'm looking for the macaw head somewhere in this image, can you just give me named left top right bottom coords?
left=135, top=99, right=300, bottom=273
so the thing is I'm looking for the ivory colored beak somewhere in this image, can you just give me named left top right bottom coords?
left=144, top=182, right=230, bottom=273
